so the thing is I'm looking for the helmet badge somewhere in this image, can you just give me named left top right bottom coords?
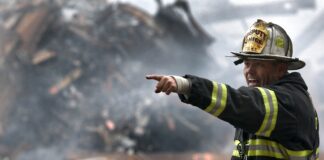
left=242, top=19, right=269, bottom=54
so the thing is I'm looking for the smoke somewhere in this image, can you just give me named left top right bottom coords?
left=0, top=0, right=323, bottom=159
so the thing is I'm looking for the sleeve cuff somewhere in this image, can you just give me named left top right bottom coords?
left=171, top=76, right=191, bottom=95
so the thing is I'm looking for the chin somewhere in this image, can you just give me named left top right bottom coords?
left=248, top=83, right=259, bottom=87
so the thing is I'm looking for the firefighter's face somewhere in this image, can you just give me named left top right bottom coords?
left=243, top=59, right=287, bottom=87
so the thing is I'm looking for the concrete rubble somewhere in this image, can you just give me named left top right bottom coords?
left=0, top=0, right=233, bottom=160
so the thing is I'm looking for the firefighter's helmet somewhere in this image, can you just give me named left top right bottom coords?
left=231, top=19, right=305, bottom=70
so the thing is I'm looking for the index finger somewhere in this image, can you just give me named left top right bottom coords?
left=146, top=75, right=163, bottom=81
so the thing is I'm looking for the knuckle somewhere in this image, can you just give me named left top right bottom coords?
left=162, top=76, right=167, bottom=80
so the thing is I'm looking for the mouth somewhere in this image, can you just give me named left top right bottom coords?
left=247, top=79, right=259, bottom=87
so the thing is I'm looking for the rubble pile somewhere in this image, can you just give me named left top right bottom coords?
left=0, top=0, right=231, bottom=159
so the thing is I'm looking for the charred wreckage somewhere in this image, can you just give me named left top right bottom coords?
left=0, top=0, right=233, bottom=159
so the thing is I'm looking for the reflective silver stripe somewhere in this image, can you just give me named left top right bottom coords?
left=210, top=83, right=222, bottom=114
left=204, top=82, right=227, bottom=117
left=256, top=87, right=278, bottom=137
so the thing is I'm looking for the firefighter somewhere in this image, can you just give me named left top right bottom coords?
left=146, top=19, right=319, bottom=159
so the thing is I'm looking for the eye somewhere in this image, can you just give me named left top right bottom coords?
left=258, top=63, right=266, bottom=68
left=254, top=62, right=265, bottom=68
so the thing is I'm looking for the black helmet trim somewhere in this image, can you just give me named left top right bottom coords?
left=230, top=52, right=305, bottom=70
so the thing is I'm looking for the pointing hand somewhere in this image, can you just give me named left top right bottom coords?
left=146, top=75, right=177, bottom=95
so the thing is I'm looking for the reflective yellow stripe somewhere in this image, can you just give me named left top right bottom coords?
left=316, top=147, right=320, bottom=160
left=249, top=139, right=314, bottom=157
left=234, top=140, right=240, bottom=145
left=247, top=149, right=285, bottom=159
left=233, top=140, right=285, bottom=158
left=232, top=149, right=240, bottom=157
left=256, top=88, right=271, bottom=136
left=205, top=81, right=218, bottom=113
left=286, top=149, right=313, bottom=157
left=232, top=139, right=318, bottom=159
left=255, top=87, right=278, bottom=137
left=214, top=83, right=227, bottom=116
left=204, top=82, right=227, bottom=117
left=268, top=90, right=278, bottom=136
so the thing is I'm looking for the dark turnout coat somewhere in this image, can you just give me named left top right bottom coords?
left=179, top=72, right=319, bottom=160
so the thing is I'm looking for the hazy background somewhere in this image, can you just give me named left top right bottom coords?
left=0, top=0, right=323, bottom=159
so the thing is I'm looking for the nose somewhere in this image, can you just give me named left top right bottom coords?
left=244, top=64, right=253, bottom=74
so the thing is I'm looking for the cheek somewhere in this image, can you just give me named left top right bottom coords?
left=243, top=66, right=250, bottom=75
left=243, top=68, right=248, bottom=79
left=255, top=69, right=266, bottom=80
left=261, top=73, right=269, bottom=82
left=258, top=69, right=274, bottom=83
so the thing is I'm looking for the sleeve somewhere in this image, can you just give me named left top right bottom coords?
left=179, top=75, right=297, bottom=138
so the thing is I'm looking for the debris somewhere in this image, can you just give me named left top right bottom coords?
left=174, top=113, right=200, bottom=132
left=166, top=116, right=176, bottom=131
left=67, top=152, right=229, bottom=160
left=3, top=14, right=20, bottom=30
left=79, top=157, right=106, bottom=160
left=48, top=68, right=82, bottom=95
left=32, top=49, right=56, bottom=65
left=13, top=3, right=59, bottom=54
left=193, top=153, right=216, bottom=160
left=0, top=26, right=20, bottom=58
left=120, top=3, right=163, bottom=34
left=155, top=0, right=214, bottom=46
left=0, top=1, right=221, bottom=159
left=68, top=25, right=111, bottom=49
left=105, top=120, right=115, bottom=131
